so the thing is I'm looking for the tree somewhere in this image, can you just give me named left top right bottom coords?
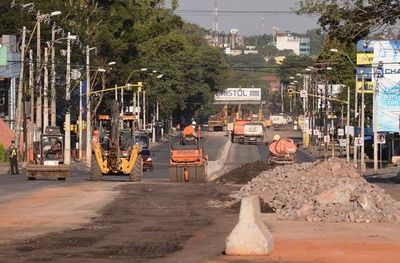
left=297, top=0, right=400, bottom=42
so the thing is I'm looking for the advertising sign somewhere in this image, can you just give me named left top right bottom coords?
left=373, top=41, right=400, bottom=132
left=214, top=88, right=261, bottom=103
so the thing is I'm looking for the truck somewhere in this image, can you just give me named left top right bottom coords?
left=231, top=119, right=251, bottom=143
left=243, top=122, right=264, bottom=144
left=270, top=114, right=288, bottom=128
left=207, top=114, right=225, bottom=132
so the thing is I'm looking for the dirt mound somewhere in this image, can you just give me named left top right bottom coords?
left=216, top=160, right=271, bottom=184
left=230, top=158, right=400, bottom=223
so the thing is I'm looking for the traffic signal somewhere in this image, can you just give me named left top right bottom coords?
left=137, top=82, right=143, bottom=92
left=287, top=88, right=293, bottom=97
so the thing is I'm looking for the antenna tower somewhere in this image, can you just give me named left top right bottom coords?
left=213, top=0, right=219, bottom=46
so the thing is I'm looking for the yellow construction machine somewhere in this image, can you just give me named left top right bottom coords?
left=91, top=102, right=143, bottom=181
left=169, top=124, right=207, bottom=183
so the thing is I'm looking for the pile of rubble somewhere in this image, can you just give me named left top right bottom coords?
left=231, top=158, right=400, bottom=223
left=216, top=160, right=270, bottom=184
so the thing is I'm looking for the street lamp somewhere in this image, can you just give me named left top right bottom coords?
left=85, top=46, right=96, bottom=167
left=64, top=32, right=77, bottom=165
left=330, top=48, right=356, bottom=165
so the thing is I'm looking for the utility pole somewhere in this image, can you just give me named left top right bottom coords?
left=281, top=83, right=284, bottom=112
left=43, top=47, right=49, bottom=132
left=29, top=49, right=34, bottom=159
left=15, top=26, right=26, bottom=151
left=79, top=81, right=83, bottom=160
left=143, top=89, right=146, bottom=130
left=50, top=26, right=57, bottom=126
left=86, top=45, right=92, bottom=167
left=354, top=75, right=359, bottom=167
left=64, top=32, right=73, bottom=165
left=373, top=68, right=379, bottom=174
left=360, top=73, right=365, bottom=174
left=36, top=12, right=42, bottom=141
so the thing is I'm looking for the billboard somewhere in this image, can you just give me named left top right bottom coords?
left=214, top=88, right=261, bottom=103
left=373, top=41, right=400, bottom=132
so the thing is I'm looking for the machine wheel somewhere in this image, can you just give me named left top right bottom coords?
left=58, top=177, right=66, bottom=181
left=90, top=154, right=102, bottom=181
left=129, top=154, right=143, bottom=182
left=28, top=176, right=36, bottom=180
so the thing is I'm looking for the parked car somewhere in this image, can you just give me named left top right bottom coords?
left=141, top=149, right=153, bottom=171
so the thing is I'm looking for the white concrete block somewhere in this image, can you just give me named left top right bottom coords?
left=225, top=195, right=274, bottom=256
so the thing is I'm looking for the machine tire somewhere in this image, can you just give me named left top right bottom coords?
left=28, top=176, right=36, bottom=180
left=90, top=154, right=102, bottom=181
left=129, top=154, right=143, bottom=182
left=58, top=177, right=66, bottom=181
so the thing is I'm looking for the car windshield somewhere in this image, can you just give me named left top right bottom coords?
left=141, top=149, right=151, bottom=156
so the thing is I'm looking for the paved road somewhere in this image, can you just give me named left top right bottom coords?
left=0, top=132, right=229, bottom=201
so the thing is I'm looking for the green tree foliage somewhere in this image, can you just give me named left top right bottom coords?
left=297, top=0, right=400, bottom=42
left=0, top=0, right=226, bottom=121
left=277, top=55, right=314, bottom=85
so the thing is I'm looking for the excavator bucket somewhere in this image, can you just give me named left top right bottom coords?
left=26, top=164, right=70, bottom=180
left=169, top=164, right=207, bottom=183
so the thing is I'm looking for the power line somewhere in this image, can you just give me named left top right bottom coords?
left=175, top=9, right=294, bottom=16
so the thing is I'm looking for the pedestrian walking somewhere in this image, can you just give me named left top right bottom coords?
left=6, top=140, right=19, bottom=175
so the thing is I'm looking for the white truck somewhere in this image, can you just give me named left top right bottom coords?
left=271, top=114, right=288, bottom=128
left=243, top=123, right=264, bottom=144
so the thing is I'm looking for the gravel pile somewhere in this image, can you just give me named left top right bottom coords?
left=231, top=158, right=400, bottom=223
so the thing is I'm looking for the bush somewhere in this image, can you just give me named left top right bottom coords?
left=0, top=144, right=8, bottom=163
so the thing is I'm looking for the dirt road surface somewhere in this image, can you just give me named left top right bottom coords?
left=0, top=182, right=239, bottom=263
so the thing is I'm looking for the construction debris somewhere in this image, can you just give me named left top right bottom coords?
left=215, top=160, right=270, bottom=184
left=230, top=158, right=400, bottom=223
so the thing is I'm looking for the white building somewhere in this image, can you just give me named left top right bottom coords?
left=276, top=32, right=310, bottom=56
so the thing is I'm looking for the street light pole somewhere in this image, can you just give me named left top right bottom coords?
left=360, top=72, right=365, bottom=174
left=50, top=25, right=57, bottom=126
left=43, top=47, right=49, bottom=132
left=64, top=32, right=76, bottom=165
left=15, top=26, right=26, bottom=152
left=35, top=11, right=42, bottom=141
left=86, top=45, right=95, bottom=167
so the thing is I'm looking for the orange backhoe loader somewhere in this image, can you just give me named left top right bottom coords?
left=169, top=124, right=207, bottom=183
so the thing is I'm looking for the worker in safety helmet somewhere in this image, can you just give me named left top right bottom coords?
left=272, top=134, right=281, bottom=142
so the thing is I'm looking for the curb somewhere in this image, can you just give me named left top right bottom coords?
left=206, top=138, right=232, bottom=182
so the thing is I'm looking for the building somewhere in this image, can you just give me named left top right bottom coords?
left=276, top=32, right=310, bottom=56
left=0, top=35, right=20, bottom=129
left=261, top=75, right=280, bottom=93
left=0, top=35, right=21, bottom=148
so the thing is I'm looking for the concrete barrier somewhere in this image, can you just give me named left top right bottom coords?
left=225, top=195, right=274, bottom=256
left=206, top=138, right=231, bottom=181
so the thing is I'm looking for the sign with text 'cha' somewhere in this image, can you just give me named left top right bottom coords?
left=214, top=88, right=261, bottom=102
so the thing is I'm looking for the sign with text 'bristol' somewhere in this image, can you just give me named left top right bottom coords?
left=214, top=88, right=261, bottom=104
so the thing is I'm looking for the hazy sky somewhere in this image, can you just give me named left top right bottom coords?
left=168, top=0, right=320, bottom=36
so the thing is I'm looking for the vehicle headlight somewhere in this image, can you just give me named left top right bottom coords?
left=146, top=158, right=152, bottom=161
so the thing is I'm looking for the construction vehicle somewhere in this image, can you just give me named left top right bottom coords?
left=91, top=102, right=143, bottom=181
left=231, top=119, right=251, bottom=143
left=207, top=106, right=228, bottom=132
left=243, top=122, right=264, bottom=144
left=169, top=124, right=207, bottom=183
left=268, top=135, right=297, bottom=164
left=26, top=126, right=70, bottom=180
left=207, top=114, right=225, bottom=132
